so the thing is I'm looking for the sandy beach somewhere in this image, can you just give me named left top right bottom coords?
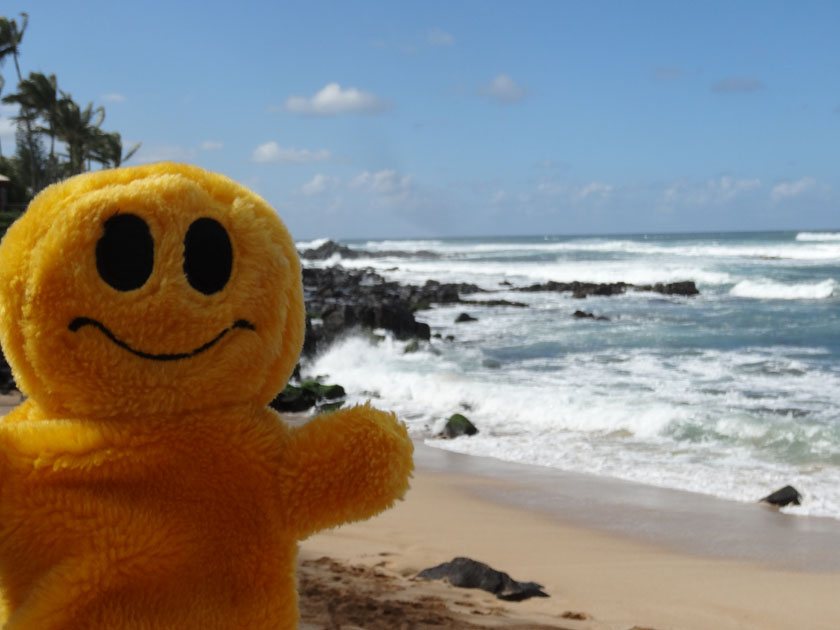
left=299, top=441, right=840, bottom=630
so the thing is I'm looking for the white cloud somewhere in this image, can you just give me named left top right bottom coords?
left=285, top=83, right=385, bottom=116
left=479, top=74, right=527, bottom=104
left=301, top=173, right=339, bottom=196
left=427, top=27, right=455, bottom=47
left=578, top=182, right=614, bottom=199
left=771, top=177, right=816, bottom=202
left=102, top=93, right=126, bottom=103
left=351, top=169, right=413, bottom=194
left=663, top=176, right=761, bottom=206
left=251, top=142, right=331, bottom=164
left=200, top=140, right=223, bottom=151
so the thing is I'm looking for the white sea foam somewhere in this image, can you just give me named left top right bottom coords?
left=730, top=278, right=837, bottom=300
left=357, top=239, right=446, bottom=252
left=309, top=256, right=733, bottom=288
left=307, top=332, right=840, bottom=520
left=796, top=232, right=840, bottom=242
left=570, top=240, right=840, bottom=261
left=295, top=237, right=331, bottom=251
left=340, top=237, right=840, bottom=262
left=302, top=232, right=840, bottom=520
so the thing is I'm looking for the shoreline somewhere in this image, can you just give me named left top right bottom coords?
left=413, top=440, right=840, bottom=572
left=301, top=441, right=840, bottom=630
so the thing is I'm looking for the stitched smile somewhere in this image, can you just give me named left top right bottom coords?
left=68, top=317, right=256, bottom=362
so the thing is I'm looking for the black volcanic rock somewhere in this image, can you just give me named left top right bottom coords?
left=299, top=261, right=698, bottom=357
left=301, top=267, right=489, bottom=355
left=300, top=240, right=361, bottom=260
left=513, top=280, right=698, bottom=298
left=417, top=557, right=548, bottom=601
left=760, top=485, right=802, bottom=507
left=269, top=381, right=346, bottom=413
left=438, top=413, right=478, bottom=438
left=300, top=240, right=441, bottom=261
left=636, top=281, right=699, bottom=296
left=515, top=280, right=630, bottom=297
left=573, top=310, right=610, bottom=321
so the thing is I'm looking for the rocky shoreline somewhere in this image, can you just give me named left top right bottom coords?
left=265, top=240, right=700, bottom=414
left=300, top=241, right=699, bottom=357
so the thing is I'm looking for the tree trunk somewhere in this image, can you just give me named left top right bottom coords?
left=12, top=52, right=39, bottom=194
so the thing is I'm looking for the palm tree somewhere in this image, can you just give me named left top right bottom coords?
left=2, top=72, right=59, bottom=183
left=0, top=13, right=28, bottom=82
left=53, top=94, right=105, bottom=175
left=90, top=130, right=141, bottom=168
left=0, top=13, right=36, bottom=183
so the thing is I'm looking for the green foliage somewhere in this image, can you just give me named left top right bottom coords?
left=0, top=13, right=141, bottom=202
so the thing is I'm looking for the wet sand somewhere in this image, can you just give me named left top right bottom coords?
left=300, top=442, right=840, bottom=630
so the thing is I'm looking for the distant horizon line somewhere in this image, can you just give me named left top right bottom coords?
left=294, top=227, right=840, bottom=243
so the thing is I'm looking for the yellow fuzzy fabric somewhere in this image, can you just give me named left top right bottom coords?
left=0, top=163, right=414, bottom=629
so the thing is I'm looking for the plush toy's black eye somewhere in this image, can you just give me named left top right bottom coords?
left=96, top=214, right=154, bottom=291
left=183, top=218, right=233, bottom=295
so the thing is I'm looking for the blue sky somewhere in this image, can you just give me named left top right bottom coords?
left=2, top=1, right=839, bottom=239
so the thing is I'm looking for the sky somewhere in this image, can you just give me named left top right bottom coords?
left=1, top=0, right=839, bottom=240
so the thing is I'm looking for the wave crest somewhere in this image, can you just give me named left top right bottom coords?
left=730, top=278, right=837, bottom=300
left=796, top=232, right=840, bottom=242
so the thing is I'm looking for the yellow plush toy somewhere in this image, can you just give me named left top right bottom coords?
left=0, top=162, right=413, bottom=629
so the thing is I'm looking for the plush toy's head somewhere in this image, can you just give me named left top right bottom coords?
left=0, top=162, right=304, bottom=418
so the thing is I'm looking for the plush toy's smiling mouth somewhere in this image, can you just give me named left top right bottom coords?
left=68, top=317, right=256, bottom=361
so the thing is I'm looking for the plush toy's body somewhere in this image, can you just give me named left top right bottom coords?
left=0, top=163, right=413, bottom=629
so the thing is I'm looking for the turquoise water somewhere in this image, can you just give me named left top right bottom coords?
left=300, top=231, right=840, bottom=518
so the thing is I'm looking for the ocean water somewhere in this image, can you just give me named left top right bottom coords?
left=297, top=231, right=840, bottom=520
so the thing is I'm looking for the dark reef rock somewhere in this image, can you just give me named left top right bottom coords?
left=515, top=280, right=630, bottom=297
left=301, top=267, right=490, bottom=355
left=438, top=413, right=478, bottom=438
left=636, top=281, right=699, bottom=296
left=461, top=298, right=527, bottom=308
left=299, top=240, right=361, bottom=260
left=513, top=280, right=698, bottom=298
left=300, top=261, right=698, bottom=357
left=300, top=240, right=440, bottom=261
left=573, top=310, right=610, bottom=321
left=760, top=485, right=802, bottom=507
left=269, top=380, right=346, bottom=413
left=417, top=557, right=548, bottom=601
left=321, top=303, right=431, bottom=341
left=455, top=312, right=478, bottom=323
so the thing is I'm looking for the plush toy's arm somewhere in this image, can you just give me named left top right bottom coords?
left=279, top=403, right=413, bottom=539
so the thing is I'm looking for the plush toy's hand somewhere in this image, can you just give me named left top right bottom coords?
left=279, top=403, right=413, bottom=539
